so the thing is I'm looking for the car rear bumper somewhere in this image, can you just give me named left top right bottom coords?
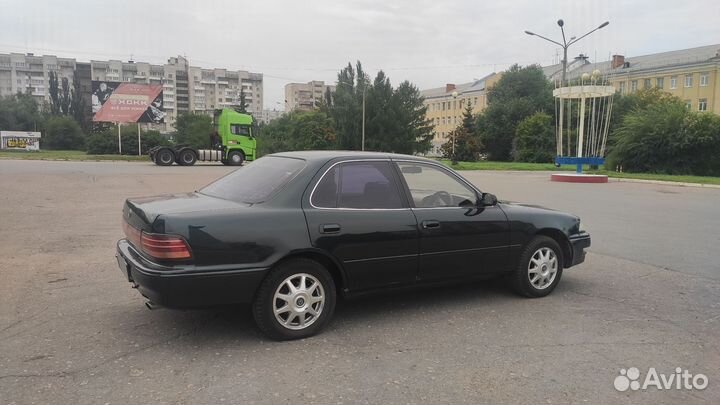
left=116, top=239, right=267, bottom=308
left=568, top=232, right=591, bottom=267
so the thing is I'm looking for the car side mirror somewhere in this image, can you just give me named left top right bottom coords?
left=479, top=192, right=497, bottom=206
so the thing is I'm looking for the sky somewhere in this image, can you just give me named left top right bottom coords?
left=1, top=0, right=719, bottom=110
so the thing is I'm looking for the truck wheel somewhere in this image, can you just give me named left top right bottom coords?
left=178, top=149, right=197, bottom=166
left=252, top=258, right=336, bottom=340
left=155, top=148, right=174, bottom=166
left=228, top=151, right=244, bottom=166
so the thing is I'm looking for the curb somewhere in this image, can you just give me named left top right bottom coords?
left=608, top=176, right=720, bottom=189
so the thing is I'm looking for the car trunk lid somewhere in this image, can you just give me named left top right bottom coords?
left=123, top=192, right=248, bottom=231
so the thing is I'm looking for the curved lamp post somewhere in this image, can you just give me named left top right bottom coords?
left=524, top=19, right=609, bottom=86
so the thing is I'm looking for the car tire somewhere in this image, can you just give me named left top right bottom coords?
left=178, top=149, right=197, bottom=166
left=509, top=235, right=564, bottom=298
left=228, top=151, right=244, bottom=166
left=252, top=258, right=336, bottom=340
left=155, top=148, right=174, bottom=166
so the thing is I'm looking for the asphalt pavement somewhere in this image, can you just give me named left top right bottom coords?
left=0, top=160, right=718, bottom=404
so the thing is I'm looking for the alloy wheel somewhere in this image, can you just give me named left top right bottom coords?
left=528, top=247, right=558, bottom=290
left=272, top=273, right=325, bottom=330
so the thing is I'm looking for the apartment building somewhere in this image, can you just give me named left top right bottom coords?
left=255, top=109, right=284, bottom=124
left=0, top=52, right=264, bottom=131
left=285, top=81, right=335, bottom=111
left=89, top=56, right=263, bottom=131
left=543, top=44, right=720, bottom=114
left=0, top=53, right=77, bottom=107
left=420, top=73, right=501, bottom=156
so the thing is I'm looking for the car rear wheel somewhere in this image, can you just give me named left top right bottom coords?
left=252, top=258, right=336, bottom=340
left=509, top=235, right=563, bottom=297
left=155, top=148, right=174, bottom=166
left=228, top=151, right=244, bottom=166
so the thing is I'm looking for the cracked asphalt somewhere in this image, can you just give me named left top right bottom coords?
left=0, top=160, right=718, bottom=405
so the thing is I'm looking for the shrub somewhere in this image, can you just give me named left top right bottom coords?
left=513, top=112, right=555, bottom=163
left=42, top=116, right=85, bottom=150
left=86, top=126, right=171, bottom=155
left=607, top=99, right=720, bottom=176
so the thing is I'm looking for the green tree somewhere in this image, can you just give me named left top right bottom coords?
left=42, top=116, right=85, bottom=150
left=70, top=70, right=89, bottom=131
left=390, top=80, right=434, bottom=154
left=331, top=62, right=433, bottom=154
left=607, top=97, right=720, bottom=176
left=258, top=110, right=336, bottom=156
left=174, top=112, right=213, bottom=150
left=235, top=87, right=248, bottom=113
left=606, top=98, right=687, bottom=173
left=324, top=86, right=333, bottom=106
left=477, top=64, right=553, bottom=161
left=59, top=76, right=71, bottom=116
left=681, top=111, right=720, bottom=176
left=441, top=103, right=482, bottom=162
left=48, top=71, right=61, bottom=115
left=331, top=61, right=366, bottom=150
left=513, top=112, right=555, bottom=162
left=0, top=93, right=42, bottom=131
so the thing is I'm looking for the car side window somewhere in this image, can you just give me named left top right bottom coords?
left=397, top=162, right=478, bottom=208
left=312, top=161, right=404, bottom=209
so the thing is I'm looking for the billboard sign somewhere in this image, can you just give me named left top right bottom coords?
left=0, top=131, right=41, bottom=151
left=91, top=81, right=165, bottom=123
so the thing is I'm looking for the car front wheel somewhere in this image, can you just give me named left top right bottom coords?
left=252, top=258, right=336, bottom=340
left=510, top=235, right=564, bottom=297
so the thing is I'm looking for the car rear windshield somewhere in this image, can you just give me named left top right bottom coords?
left=199, top=156, right=306, bottom=204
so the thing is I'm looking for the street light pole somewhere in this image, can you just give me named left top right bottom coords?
left=524, top=19, right=609, bottom=86
left=451, top=91, right=459, bottom=164
left=524, top=19, right=608, bottom=159
left=361, top=85, right=365, bottom=151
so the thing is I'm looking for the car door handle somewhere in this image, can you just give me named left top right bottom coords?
left=320, top=224, right=341, bottom=234
left=421, top=220, right=440, bottom=229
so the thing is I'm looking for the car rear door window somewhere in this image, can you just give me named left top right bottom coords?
left=200, top=156, right=305, bottom=203
left=397, top=162, right=477, bottom=208
left=312, top=161, right=404, bottom=209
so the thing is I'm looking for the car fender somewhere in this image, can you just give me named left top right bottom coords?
left=277, top=248, right=350, bottom=294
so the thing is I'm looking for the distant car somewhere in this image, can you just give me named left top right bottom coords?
left=116, top=151, right=590, bottom=340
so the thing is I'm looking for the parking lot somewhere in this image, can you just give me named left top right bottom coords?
left=1, top=159, right=718, bottom=404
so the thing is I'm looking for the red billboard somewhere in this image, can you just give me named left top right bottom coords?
left=92, top=81, right=165, bottom=123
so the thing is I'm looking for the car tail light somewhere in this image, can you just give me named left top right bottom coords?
left=140, top=232, right=192, bottom=260
left=123, top=219, right=142, bottom=248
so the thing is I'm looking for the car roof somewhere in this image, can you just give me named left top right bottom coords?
left=270, top=150, right=437, bottom=164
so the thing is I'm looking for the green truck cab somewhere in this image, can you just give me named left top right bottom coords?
left=216, top=108, right=256, bottom=164
left=149, top=108, right=256, bottom=166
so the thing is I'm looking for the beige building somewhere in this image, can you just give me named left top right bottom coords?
left=543, top=44, right=720, bottom=114
left=420, top=73, right=501, bottom=155
left=285, top=81, right=335, bottom=112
